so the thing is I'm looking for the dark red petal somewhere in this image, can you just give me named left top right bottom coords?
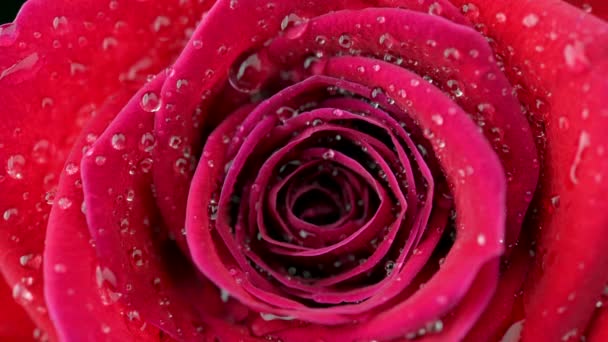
left=587, top=305, right=608, bottom=341
left=447, top=0, right=608, bottom=340
left=0, top=0, right=211, bottom=336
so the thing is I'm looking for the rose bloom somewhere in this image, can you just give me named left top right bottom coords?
left=1, top=0, right=607, bottom=341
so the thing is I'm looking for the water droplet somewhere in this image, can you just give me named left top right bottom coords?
left=169, top=136, right=182, bottom=149
left=443, top=48, right=461, bottom=61
left=174, top=158, right=189, bottom=175
left=32, top=140, right=52, bottom=164
left=280, top=14, right=308, bottom=39
left=220, top=289, right=230, bottom=303
left=229, top=52, right=264, bottom=93
left=19, top=254, right=42, bottom=270
left=139, top=158, right=153, bottom=173
left=12, top=283, right=33, bottom=303
left=496, top=12, right=507, bottom=23
left=563, top=42, right=589, bottom=72
left=569, top=131, right=590, bottom=185
left=57, top=197, right=73, bottom=210
left=338, top=34, right=353, bottom=49
left=139, top=132, right=156, bottom=152
left=322, top=149, right=335, bottom=160
left=96, top=266, right=121, bottom=305
left=95, top=155, right=107, bottom=166
left=130, top=248, right=144, bottom=267
left=53, top=263, right=67, bottom=273
left=140, top=91, right=161, bottom=112
left=260, top=313, right=296, bottom=321
left=152, top=16, right=171, bottom=33
left=315, top=35, right=327, bottom=45
left=432, top=114, right=444, bottom=126
left=111, top=133, right=126, bottom=150
left=6, top=155, right=25, bottom=180
left=52, top=16, right=69, bottom=33
left=65, top=162, right=79, bottom=175
left=522, top=13, right=539, bottom=28
left=0, top=53, right=39, bottom=82
left=477, top=234, right=487, bottom=246
left=192, top=39, right=203, bottom=49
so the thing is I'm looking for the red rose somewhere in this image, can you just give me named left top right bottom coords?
left=1, top=0, right=607, bottom=341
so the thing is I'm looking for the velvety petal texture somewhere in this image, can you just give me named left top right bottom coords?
left=0, top=0, right=606, bottom=341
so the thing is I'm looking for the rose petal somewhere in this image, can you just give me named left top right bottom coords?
left=448, top=0, right=608, bottom=340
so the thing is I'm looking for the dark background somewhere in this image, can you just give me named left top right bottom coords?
left=1, top=0, right=26, bottom=24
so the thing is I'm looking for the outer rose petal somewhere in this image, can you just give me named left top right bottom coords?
left=0, top=0, right=211, bottom=336
left=448, top=0, right=608, bottom=340
left=44, top=84, right=165, bottom=341
left=0, top=275, right=37, bottom=341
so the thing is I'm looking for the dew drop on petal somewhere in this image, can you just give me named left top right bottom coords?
left=111, top=133, right=127, bottom=150
left=57, top=197, right=73, bottom=210
left=12, top=283, right=34, bottom=303
left=229, top=52, right=264, bottom=93
left=563, top=42, right=590, bottom=72
left=522, top=13, right=539, bottom=27
left=6, top=155, right=26, bottom=180
left=140, top=91, right=161, bottom=112
left=32, top=140, right=52, bottom=164
left=281, top=13, right=308, bottom=39
left=477, top=234, right=487, bottom=246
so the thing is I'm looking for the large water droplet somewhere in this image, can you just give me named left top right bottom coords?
left=6, top=154, right=25, bottom=180
left=19, top=254, right=42, bottom=270
left=111, top=133, right=127, bottom=150
left=0, top=53, right=40, bottom=83
left=32, top=140, right=52, bottom=164
left=96, top=266, right=121, bottom=305
left=229, top=52, right=265, bottom=93
left=280, top=13, right=308, bottom=39
left=12, top=283, right=34, bottom=304
left=140, top=91, right=161, bottom=112
left=563, top=42, right=590, bottom=72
